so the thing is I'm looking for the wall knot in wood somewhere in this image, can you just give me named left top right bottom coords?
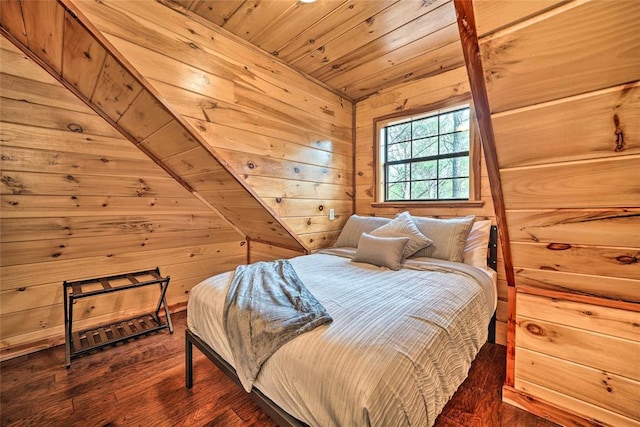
left=613, top=113, right=625, bottom=152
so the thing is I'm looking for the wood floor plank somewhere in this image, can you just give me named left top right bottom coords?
left=0, top=311, right=557, bottom=426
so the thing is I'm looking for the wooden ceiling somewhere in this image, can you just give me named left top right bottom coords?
left=173, top=0, right=464, bottom=101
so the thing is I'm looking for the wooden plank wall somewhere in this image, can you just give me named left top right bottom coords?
left=0, top=37, right=247, bottom=360
left=73, top=0, right=354, bottom=251
left=473, top=0, right=640, bottom=424
left=354, top=66, right=506, bottom=344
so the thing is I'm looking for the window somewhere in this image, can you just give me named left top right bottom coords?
left=376, top=102, right=479, bottom=203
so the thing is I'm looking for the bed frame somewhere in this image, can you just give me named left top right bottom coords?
left=185, top=225, right=499, bottom=427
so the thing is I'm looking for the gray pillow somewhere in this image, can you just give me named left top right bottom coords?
left=352, top=233, right=409, bottom=270
left=410, top=215, right=476, bottom=262
left=334, top=214, right=391, bottom=248
left=370, top=211, right=432, bottom=258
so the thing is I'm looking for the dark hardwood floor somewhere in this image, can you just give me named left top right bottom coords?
left=1, top=311, right=557, bottom=426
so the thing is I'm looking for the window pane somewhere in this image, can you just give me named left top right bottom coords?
left=412, top=137, right=438, bottom=158
left=440, top=131, right=469, bottom=154
left=411, top=180, right=437, bottom=200
left=454, top=109, right=470, bottom=132
left=387, top=164, right=408, bottom=182
left=438, top=178, right=469, bottom=199
left=439, top=112, right=454, bottom=134
left=380, top=106, right=471, bottom=202
left=387, top=182, right=409, bottom=200
left=438, top=156, right=469, bottom=178
left=412, top=116, right=438, bottom=139
left=387, top=123, right=411, bottom=143
left=411, top=160, right=437, bottom=180
left=387, top=141, right=411, bottom=161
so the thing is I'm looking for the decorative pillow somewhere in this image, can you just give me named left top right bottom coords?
left=352, top=233, right=409, bottom=270
left=334, top=215, right=391, bottom=248
left=410, top=215, right=476, bottom=262
left=369, top=211, right=432, bottom=258
left=464, top=220, right=492, bottom=268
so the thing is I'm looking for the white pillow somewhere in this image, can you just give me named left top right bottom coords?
left=334, top=215, right=391, bottom=248
left=410, top=215, right=476, bottom=262
left=463, top=220, right=492, bottom=268
left=352, top=233, right=409, bottom=270
left=370, top=211, right=432, bottom=259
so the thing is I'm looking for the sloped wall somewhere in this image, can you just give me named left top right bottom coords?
left=0, top=37, right=246, bottom=359
left=473, top=0, right=640, bottom=424
left=354, top=66, right=506, bottom=344
left=74, top=0, right=354, bottom=251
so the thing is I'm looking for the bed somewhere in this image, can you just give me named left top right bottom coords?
left=185, top=214, right=498, bottom=427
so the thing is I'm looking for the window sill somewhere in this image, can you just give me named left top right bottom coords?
left=371, top=200, right=485, bottom=209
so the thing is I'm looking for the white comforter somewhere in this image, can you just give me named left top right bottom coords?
left=187, top=250, right=495, bottom=427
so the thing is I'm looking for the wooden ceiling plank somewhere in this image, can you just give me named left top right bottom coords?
left=222, top=0, right=296, bottom=42
left=312, top=1, right=456, bottom=82
left=344, top=41, right=464, bottom=101
left=251, top=0, right=348, bottom=54
left=0, top=0, right=27, bottom=46
left=325, top=23, right=461, bottom=94
left=80, top=0, right=349, bottom=121
left=278, top=0, right=397, bottom=62
left=293, top=0, right=450, bottom=75
left=62, top=11, right=107, bottom=98
left=20, top=0, right=65, bottom=74
left=187, top=1, right=245, bottom=27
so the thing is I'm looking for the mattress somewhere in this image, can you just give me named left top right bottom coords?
left=187, top=249, right=496, bottom=426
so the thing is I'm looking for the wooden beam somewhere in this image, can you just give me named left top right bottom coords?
left=454, top=0, right=516, bottom=385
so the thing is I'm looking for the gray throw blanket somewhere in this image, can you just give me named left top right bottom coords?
left=223, top=259, right=332, bottom=392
